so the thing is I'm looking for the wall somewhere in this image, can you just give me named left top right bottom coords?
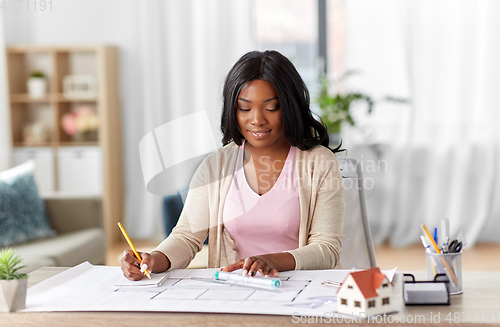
left=2, top=0, right=254, bottom=239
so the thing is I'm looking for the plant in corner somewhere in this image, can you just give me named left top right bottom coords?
left=29, top=71, right=45, bottom=79
left=0, top=248, right=28, bottom=312
left=316, top=71, right=408, bottom=144
left=317, top=72, right=373, bottom=136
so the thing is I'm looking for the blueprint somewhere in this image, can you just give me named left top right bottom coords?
left=24, top=262, right=396, bottom=316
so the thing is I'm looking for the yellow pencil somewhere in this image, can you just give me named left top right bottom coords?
left=117, top=222, right=151, bottom=279
left=422, top=224, right=458, bottom=286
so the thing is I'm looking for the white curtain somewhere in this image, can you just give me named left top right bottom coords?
left=343, top=0, right=500, bottom=247
left=124, top=0, right=255, bottom=239
left=0, top=15, right=12, bottom=172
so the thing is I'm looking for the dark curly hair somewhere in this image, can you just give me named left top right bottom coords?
left=220, top=50, right=341, bottom=153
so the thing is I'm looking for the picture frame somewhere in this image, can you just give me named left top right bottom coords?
left=63, top=75, right=97, bottom=99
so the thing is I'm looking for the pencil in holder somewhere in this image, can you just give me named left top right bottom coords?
left=426, top=251, right=462, bottom=295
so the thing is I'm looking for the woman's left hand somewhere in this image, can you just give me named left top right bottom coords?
left=221, top=254, right=282, bottom=277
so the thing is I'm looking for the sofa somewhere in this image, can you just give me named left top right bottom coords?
left=10, top=195, right=106, bottom=274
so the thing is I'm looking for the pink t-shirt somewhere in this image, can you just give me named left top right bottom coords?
left=222, top=141, right=300, bottom=261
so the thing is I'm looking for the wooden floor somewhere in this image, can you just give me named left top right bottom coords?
left=374, top=242, right=500, bottom=272
left=107, top=241, right=500, bottom=271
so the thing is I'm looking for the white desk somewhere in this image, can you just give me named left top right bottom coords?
left=1, top=268, right=499, bottom=326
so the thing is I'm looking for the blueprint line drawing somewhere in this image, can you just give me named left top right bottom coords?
left=24, top=262, right=397, bottom=316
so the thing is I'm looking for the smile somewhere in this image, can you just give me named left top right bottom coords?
left=249, top=130, right=271, bottom=139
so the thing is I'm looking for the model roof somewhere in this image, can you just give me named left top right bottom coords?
left=341, top=267, right=390, bottom=299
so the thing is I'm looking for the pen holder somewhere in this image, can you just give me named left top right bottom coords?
left=426, top=251, right=462, bottom=295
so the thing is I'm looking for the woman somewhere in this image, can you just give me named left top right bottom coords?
left=121, top=50, right=345, bottom=280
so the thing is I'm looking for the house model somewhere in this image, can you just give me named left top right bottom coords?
left=337, top=267, right=393, bottom=317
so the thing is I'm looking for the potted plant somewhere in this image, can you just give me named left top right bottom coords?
left=316, top=71, right=407, bottom=144
left=27, top=70, right=48, bottom=98
left=0, top=248, right=27, bottom=312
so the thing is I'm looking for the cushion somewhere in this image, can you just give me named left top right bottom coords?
left=0, top=161, right=56, bottom=247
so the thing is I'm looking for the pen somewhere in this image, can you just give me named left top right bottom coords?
left=421, top=224, right=458, bottom=286
left=117, top=222, right=151, bottom=279
left=421, top=236, right=438, bottom=276
left=322, top=280, right=342, bottom=288
left=440, top=219, right=449, bottom=248
left=434, top=227, right=438, bottom=245
left=420, top=236, right=431, bottom=253
left=421, top=225, right=441, bottom=254
left=156, top=273, right=170, bottom=287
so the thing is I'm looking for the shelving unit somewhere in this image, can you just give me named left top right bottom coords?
left=6, top=45, right=123, bottom=247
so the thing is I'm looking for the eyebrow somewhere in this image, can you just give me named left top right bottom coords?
left=237, top=96, right=279, bottom=104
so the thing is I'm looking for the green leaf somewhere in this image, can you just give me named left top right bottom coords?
left=0, top=248, right=26, bottom=280
left=315, top=72, right=410, bottom=133
left=30, top=70, right=45, bottom=78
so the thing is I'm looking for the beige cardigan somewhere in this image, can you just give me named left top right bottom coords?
left=154, top=142, right=345, bottom=270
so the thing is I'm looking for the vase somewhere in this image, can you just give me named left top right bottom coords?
left=27, top=77, right=47, bottom=98
left=0, top=278, right=27, bottom=312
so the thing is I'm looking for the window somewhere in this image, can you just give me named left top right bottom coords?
left=382, top=283, right=389, bottom=288
left=341, top=298, right=347, bottom=305
left=327, top=0, right=346, bottom=79
left=253, top=0, right=346, bottom=118
left=254, top=0, right=320, bottom=93
left=382, top=297, right=390, bottom=305
left=368, top=300, right=375, bottom=308
left=347, top=285, right=353, bottom=289
left=354, top=301, right=361, bottom=308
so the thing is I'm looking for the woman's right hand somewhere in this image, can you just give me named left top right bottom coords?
left=120, top=250, right=154, bottom=281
